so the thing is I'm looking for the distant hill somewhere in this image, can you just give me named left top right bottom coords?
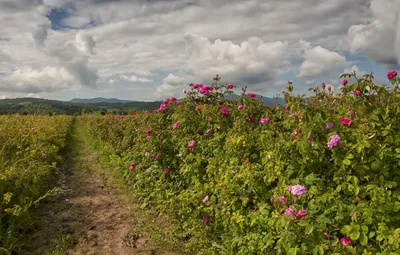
left=0, top=97, right=161, bottom=115
left=69, top=97, right=133, bottom=103
left=0, top=95, right=285, bottom=115
left=225, top=94, right=285, bottom=106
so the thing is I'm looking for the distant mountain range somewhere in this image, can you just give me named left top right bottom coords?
left=225, top=94, right=285, bottom=106
left=69, top=97, right=133, bottom=103
left=0, top=95, right=285, bottom=115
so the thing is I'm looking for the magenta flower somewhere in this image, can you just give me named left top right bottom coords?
left=342, top=79, right=348, bottom=86
left=327, top=134, right=341, bottom=149
left=293, top=130, right=299, bottom=135
left=200, top=85, right=214, bottom=94
left=129, top=162, right=138, bottom=171
left=145, top=152, right=150, bottom=157
left=188, top=140, right=196, bottom=148
left=203, top=217, right=210, bottom=225
left=270, top=195, right=275, bottom=201
left=387, top=70, right=398, bottom=80
left=353, top=90, right=361, bottom=96
left=326, top=122, right=333, bottom=129
left=41, top=152, right=46, bottom=159
left=248, top=92, right=256, bottom=98
left=159, top=103, right=167, bottom=111
left=193, top=83, right=204, bottom=89
left=164, top=166, right=170, bottom=174
left=146, top=129, right=152, bottom=134
left=340, top=237, right=352, bottom=246
left=308, top=137, right=315, bottom=143
left=289, top=184, right=307, bottom=196
left=279, top=196, right=286, bottom=204
left=173, top=121, right=180, bottom=130
left=296, top=209, right=307, bottom=218
left=220, top=107, right=229, bottom=116
left=203, top=195, right=209, bottom=204
left=206, top=128, right=212, bottom=134
left=260, top=117, right=270, bottom=125
left=285, top=207, right=295, bottom=216
left=226, top=83, right=234, bottom=89
left=340, top=117, right=352, bottom=126
left=238, top=104, right=245, bottom=111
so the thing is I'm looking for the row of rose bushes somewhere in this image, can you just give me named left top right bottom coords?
left=82, top=71, right=400, bottom=254
left=0, top=115, right=73, bottom=253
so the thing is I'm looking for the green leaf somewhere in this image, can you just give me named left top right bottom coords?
left=369, top=231, right=375, bottom=238
left=305, top=224, right=314, bottom=235
left=341, top=225, right=353, bottom=234
left=360, top=233, right=368, bottom=245
left=343, top=159, right=351, bottom=166
left=346, top=153, right=355, bottom=159
left=350, top=230, right=360, bottom=241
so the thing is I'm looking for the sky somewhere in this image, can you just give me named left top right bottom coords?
left=0, top=0, right=399, bottom=101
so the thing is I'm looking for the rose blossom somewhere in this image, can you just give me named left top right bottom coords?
left=188, top=140, right=196, bottom=148
left=340, top=237, right=351, bottom=246
left=226, top=83, right=234, bottom=89
left=296, top=209, right=307, bottom=218
left=327, top=134, right=341, bottom=149
left=220, top=107, right=229, bottom=116
left=238, top=104, right=245, bottom=111
left=289, top=184, right=307, bottom=196
left=340, top=117, right=352, bottom=126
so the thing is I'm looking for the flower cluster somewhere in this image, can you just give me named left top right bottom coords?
left=387, top=70, right=397, bottom=80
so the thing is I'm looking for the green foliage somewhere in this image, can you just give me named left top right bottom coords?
left=0, top=115, right=73, bottom=252
left=82, top=73, right=400, bottom=254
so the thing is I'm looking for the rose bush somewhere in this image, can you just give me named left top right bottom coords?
left=0, top=115, right=73, bottom=252
left=82, top=71, right=400, bottom=254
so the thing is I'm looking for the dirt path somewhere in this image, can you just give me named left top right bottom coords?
left=21, top=121, right=178, bottom=255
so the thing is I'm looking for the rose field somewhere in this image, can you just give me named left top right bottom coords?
left=1, top=71, right=400, bottom=254
left=80, top=71, right=400, bottom=254
left=0, top=115, right=73, bottom=252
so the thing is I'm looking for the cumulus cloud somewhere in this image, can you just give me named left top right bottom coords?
left=0, top=66, right=74, bottom=93
left=120, top=74, right=152, bottom=83
left=297, top=40, right=347, bottom=78
left=62, top=16, right=91, bottom=28
left=163, top=73, right=185, bottom=86
left=185, top=33, right=288, bottom=85
left=75, top=31, right=96, bottom=55
left=156, top=73, right=188, bottom=98
left=347, top=0, right=400, bottom=67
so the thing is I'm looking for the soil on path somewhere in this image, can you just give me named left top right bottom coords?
left=21, top=121, right=178, bottom=255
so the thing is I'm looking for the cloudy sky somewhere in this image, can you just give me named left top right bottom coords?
left=0, top=0, right=399, bottom=101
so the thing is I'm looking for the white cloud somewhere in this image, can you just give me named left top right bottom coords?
left=347, top=0, right=400, bottom=67
left=62, top=16, right=91, bottom=28
left=120, top=74, right=152, bottom=83
left=156, top=73, right=188, bottom=98
left=185, top=33, right=289, bottom=85
left=75, top=31, right=95, bottom=55
left=0, top=66, right=74, bottom=93
left=297, top=40, right=347, bottom=78
left=163, top=73, right=185, bottom=86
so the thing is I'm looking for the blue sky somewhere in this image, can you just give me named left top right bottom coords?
left=0, top=0, right=399, bottom=101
